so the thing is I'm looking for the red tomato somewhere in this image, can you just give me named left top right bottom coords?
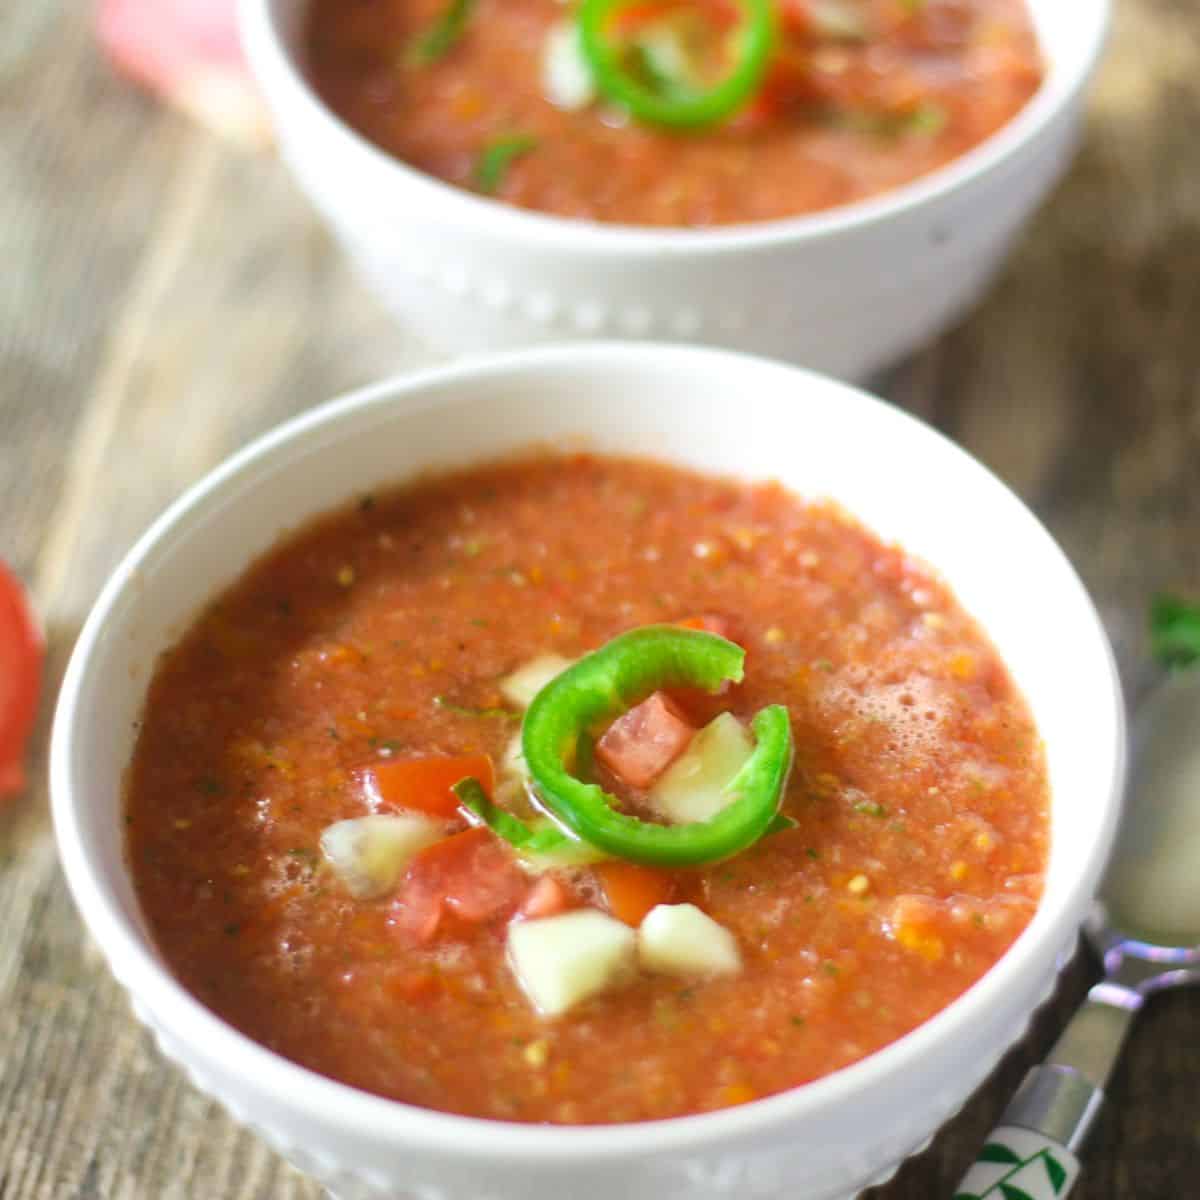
left=361, top=753, right=495, bottom=818
left=518, top=874, right=576, bottom=921
left=390, top=828, right=525, bottom=944
left=594, top=861, right=675, bottom=926
left=596, top=690, right=696, bottom=790
left=0, top=562, right=43, bottom=799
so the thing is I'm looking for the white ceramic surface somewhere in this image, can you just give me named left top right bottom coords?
left=240, top=0, right=1109, bottom=379
left=52, top=344, right=1125, bottom=1200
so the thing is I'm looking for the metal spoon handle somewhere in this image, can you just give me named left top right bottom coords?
left=952, top=980, right=1140, bottom=1198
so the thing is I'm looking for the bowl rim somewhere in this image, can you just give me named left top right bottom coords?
left=239, top=0, right=1111, bottom=253
left=51, top=342, right=1125, bottom=1164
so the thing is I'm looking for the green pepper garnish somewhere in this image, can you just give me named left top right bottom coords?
left=520, top=626, right=794, bottom=867
left=454, top=777, right=610, bottom=865
left=456, top=776, right=793, bottom=856
left=473, top=135, right=538, bottom=194
left=577, top=0, right=775, bottom=131
left=407, top=0, right=478, bottom=65
left=453, top=777, right=574, bottom=854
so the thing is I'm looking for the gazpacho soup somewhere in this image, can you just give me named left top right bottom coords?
left=305, top=0, right=1045, bottom=227
left=127, top=453, right=1048, bottom=1124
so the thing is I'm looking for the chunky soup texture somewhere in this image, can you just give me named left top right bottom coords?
left=305, top=0, right=1044, bottom=227
left=127, top=454, right=1047, bottom=1123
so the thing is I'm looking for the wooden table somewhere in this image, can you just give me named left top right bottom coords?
left=2, top=2, right=1197, bottom=1196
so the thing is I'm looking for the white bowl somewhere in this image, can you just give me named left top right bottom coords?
left=52, top=344, right=1124, bottom=1200
left=240, top=0, right=1109, bottom=380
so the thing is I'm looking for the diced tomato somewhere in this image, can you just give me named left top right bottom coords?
left=594, top=861, right=676, bottom=927
left=385, top=969, right=442, bottom=1004
left=362, top=753, right=495, bottom=818
left=596, top=691, right=696, bottom=790
left=389, top=875, right=444, bottom=944
left=389, top=827, right=525, bottom=944
left=519, top=874, right=577, bottom=920
left=0, top=562, right=43, bottom=800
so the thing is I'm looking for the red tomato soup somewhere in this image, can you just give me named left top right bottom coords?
left=304, top=0, right=1044, bottom=227
left=126, top=454, right=1048, bottom=1123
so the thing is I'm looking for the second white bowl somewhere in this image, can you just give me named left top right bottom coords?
left=240, top=0, right=1109, bottom=379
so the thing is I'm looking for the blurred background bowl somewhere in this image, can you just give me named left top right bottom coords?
left=241, top=0, right=1109, bottom=380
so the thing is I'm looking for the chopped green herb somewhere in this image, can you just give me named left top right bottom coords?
left=434, top=694, right=517, bottom=720
left=830, top=102, right=947, bottom=139
left=327, top=726, right=340, bottom=741
left=357, top=494, right=376, bottom=513
left=1150, top=594, right=1200, bottom=669
left=407, top=0, right=477, bottom=64
left=223, top=923, right=241, bottom=936
left=904, top=103, right=947, bottom=136
left=196, top=775, right=223, bottom=796
left=790, top=1015, right=806, bottom=1027
left=474, top=135, right=538, bottom=194
left=806, top=847, right=821, bottom=860
left=823, top=960, right=840, bottom=976
left=853, top=799, right=888, bottom=818
left=653, top=997, right=680, bottom=1028
left=813, top=658, right=834, bottom=673
left=379, top=738, right=406, bottom=752
left=470, top=618, right=489, bottom=628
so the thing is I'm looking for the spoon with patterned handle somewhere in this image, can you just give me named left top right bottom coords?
left=953, top=669, right=1200, bottom=1200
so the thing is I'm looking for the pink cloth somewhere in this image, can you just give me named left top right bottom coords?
left=97, top=0, right=271, bottom=145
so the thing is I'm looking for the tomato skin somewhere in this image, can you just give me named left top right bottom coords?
left=595, top=690, right=696, bottom=790
left=0, top=561, right=43, bottom=799
left=362, top=753, right=496, bottom=818
left=594, top=861, right=676, bottom=926
left=518, top=874, right=577, bottom=920
left=389, top=827, right=525, bottom=945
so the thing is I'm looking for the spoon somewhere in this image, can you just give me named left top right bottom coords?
left=953, top=670, right=1200, bottom=1200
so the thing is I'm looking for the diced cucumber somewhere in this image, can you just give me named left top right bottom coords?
left=319, top=814, right=443, bottom=900
left=499, top=653, right=575, bottom=710
left=507, top=910, right=637, bottom=1016
left=647, top=711, right=754, bottom=824
left=541, top=20, right=596, bottom=112
left=638, top=903, right=742, bottom=977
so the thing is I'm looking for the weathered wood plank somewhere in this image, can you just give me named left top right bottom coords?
left=2, top=0, right=1198, bottom=1196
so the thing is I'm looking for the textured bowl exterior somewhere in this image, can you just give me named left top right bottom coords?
left=52, top=345, right=1125, bottom=1200
left=240, top=0, right=1108, bottom=379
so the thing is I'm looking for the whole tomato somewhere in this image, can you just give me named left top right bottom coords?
left=96, top=0, right=270, bottom=146
left=0, top=562, right=43, bottom=800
